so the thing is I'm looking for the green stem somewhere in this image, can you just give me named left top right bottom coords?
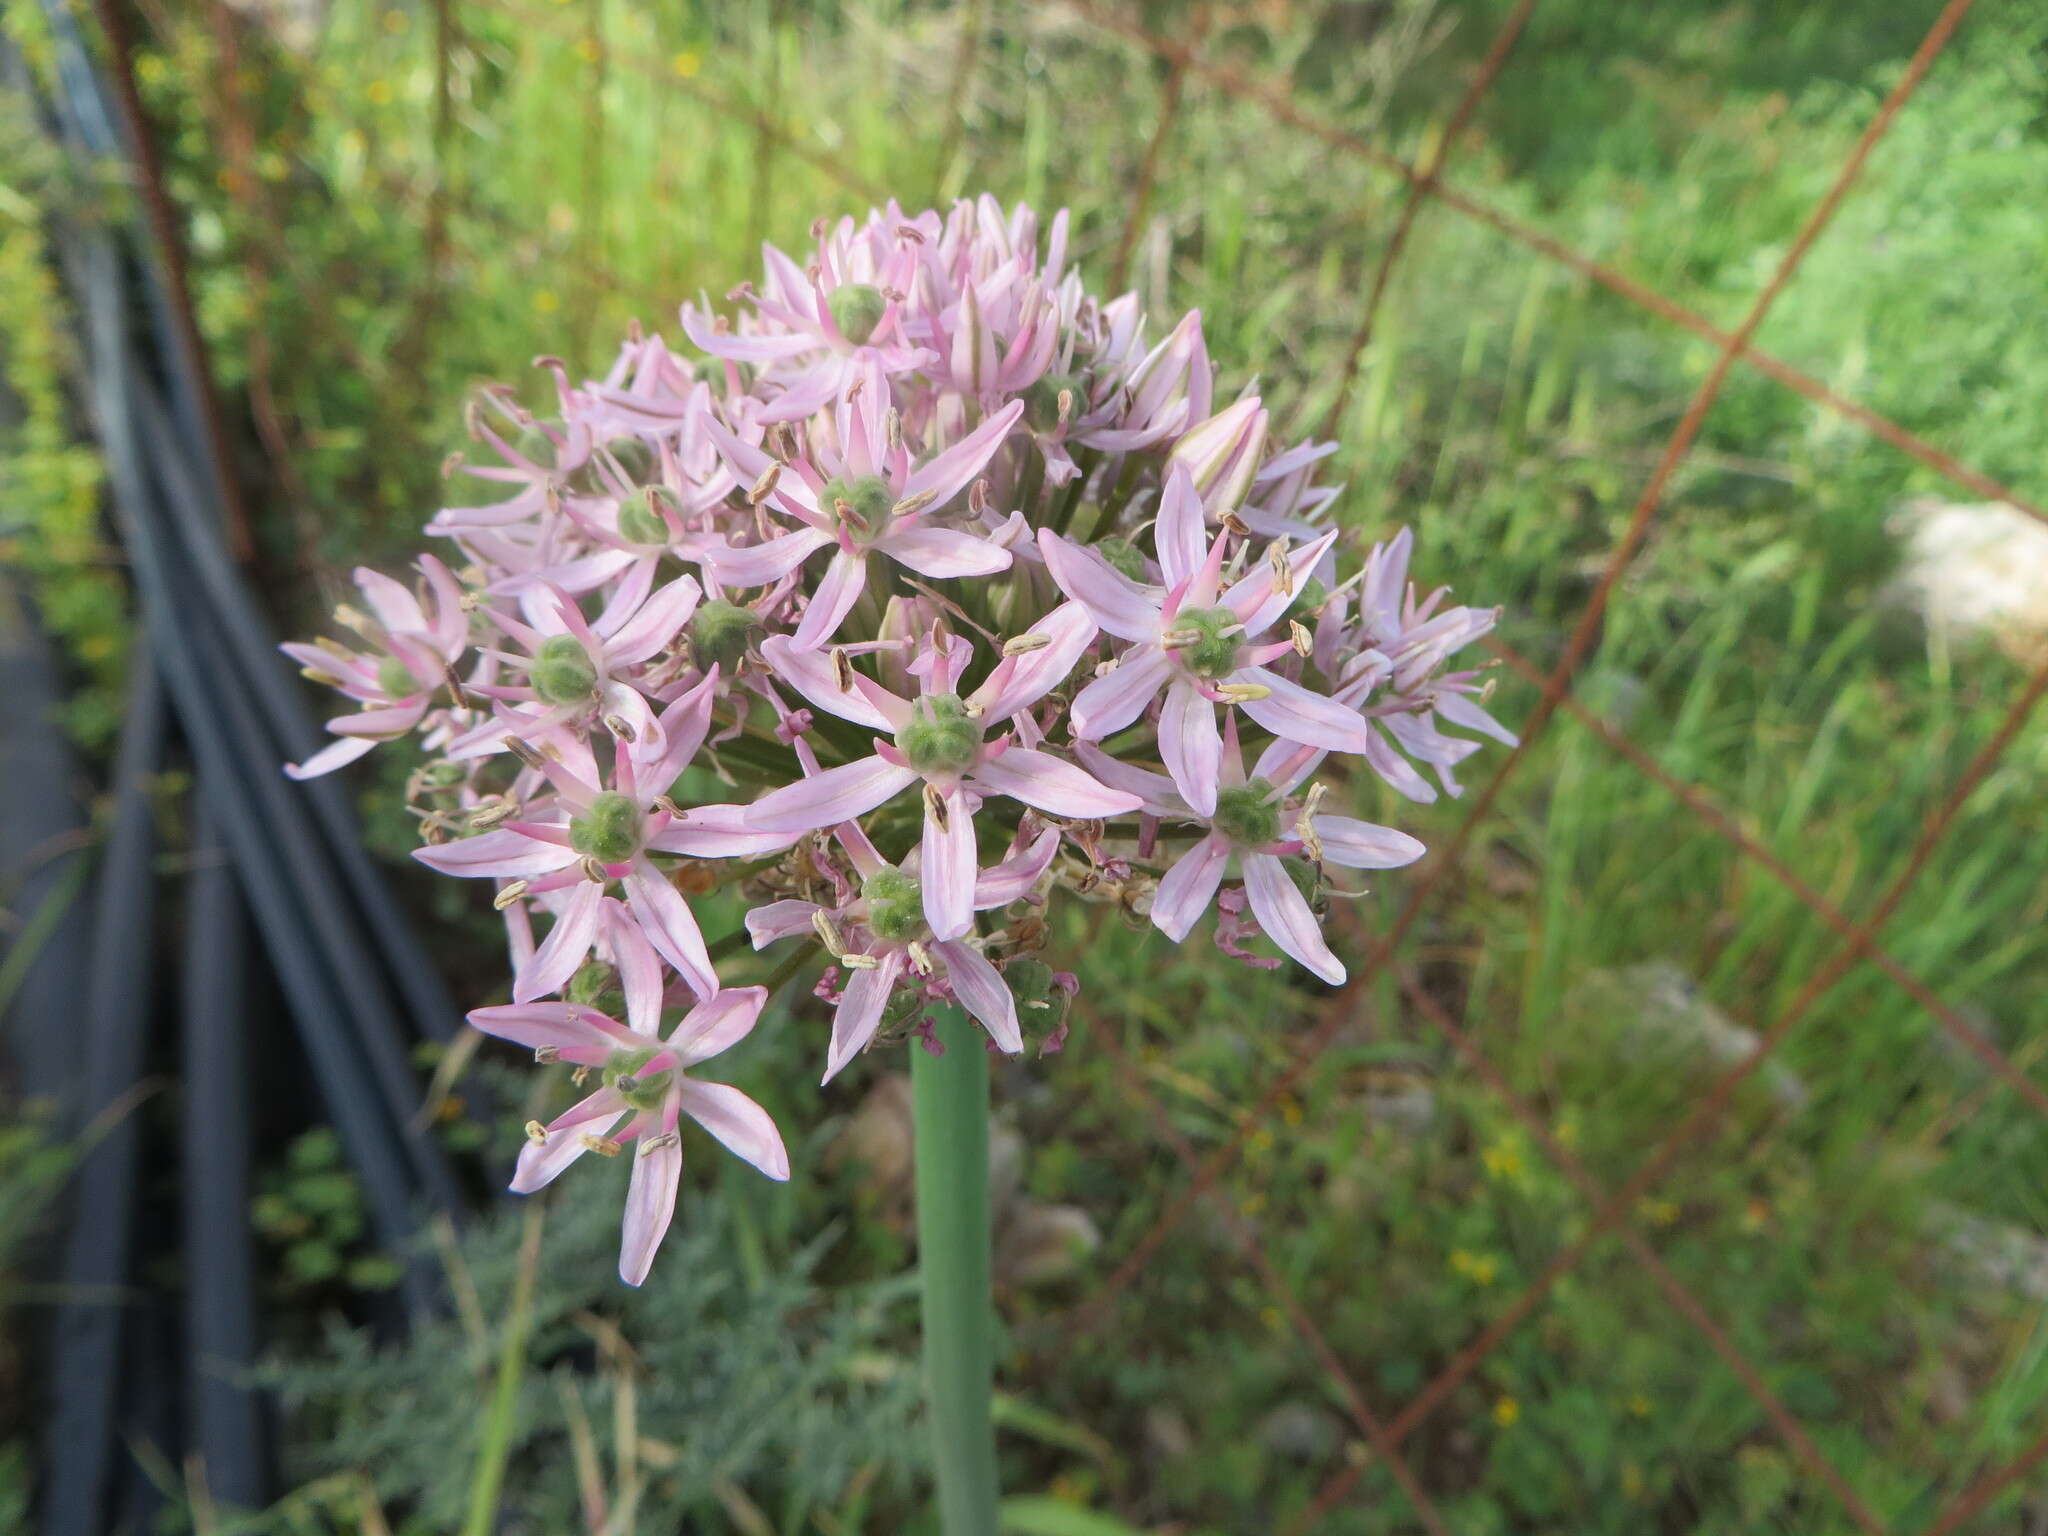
left=911, top=1006, right=1000, bottom=1536
left=461, top=1200, right=544, bottom=1536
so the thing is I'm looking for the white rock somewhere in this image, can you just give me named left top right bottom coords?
left=1888, top=497, right=2048, bottom=664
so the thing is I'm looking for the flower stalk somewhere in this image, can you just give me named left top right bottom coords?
left=912, top=1005, right=1000, bottom=1535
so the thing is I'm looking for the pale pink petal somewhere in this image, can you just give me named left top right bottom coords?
left=620, top=1132, right=683, bottom=1285
left=682, top=305, right=816, bottom=362
left=328, top=702, right=428, bottom=738
left=1073, top=742, right=1188, bottom=818
left=1436, top=692, right=1520, bottom=747
left=623, top=857, right=718, bottom=998
left=972, top=601, right=1098, bottom=723
left=588, top=555, right=658, bottom=637
left=1314, top=815, right=1426, bottom=870
left=1224, top=530, right=1339, bottom=637
left=972, top=823, right=1061, bottom=908
left=1241, top=852, right=1345, bottom=984
left=969, top=747, right=1143, bottom=819
left=503, top=896, right=535, bottom=974
left=877, top=525, right=1014, bottom=579
left=746, top=755, right=918, bottom=835
left=511, top=1087, right=628, bottom=1193
left=1234, top=666, right=1375, bottom=755
left=705, top=526, right=833, bottom=586
left=1037, top=531, right=1161, bottom=641
left=466, top=1001, right=635, bottom=1060
left=635, top=667, right=720, bottom=787
left=792, top=549, right=870, bottom=649
left=514, top=880, right=604, bottom=1003
left=852, top=673, right=917, bottom=730
left=413, top=828, right=581, bottom=879
left=933, top=939, right=1022, bottom=1054
left=834, top=820, right=890, bottom=878
left=1252, top=736, right=1327, bottom=795
left=675, top=1079, right=790, bottom=1180
left=760, top=633, right=900, bottom=731
left=1152, top=835, right=1230, bottom=942
left=283, top=735, right=379, bottom=780
left=419, top=553, right=470, bottom=652
left=646, top=802, right=801, bottom=858
left=1363, top=726, right=1440, bottom=804
left=746, top=898, right=824, bottom=948
left=606, top=574, right=702, bottom=664
left=600, top=682, right=659, bottom=753
left=667, top=986, right=769, bottom=1066
left=825, top=949, right=907, bottom=1082
left=1069, top=647, right=1173, bottom=740
left=901, top=399, right=1025, bottom=506
left=699, top=416, right=820, bottom=519
left=921, top=784, right=978, bottom=940
left=1155, top=461, right=1207, bottom=589
left=756, top=363, right=846, bottom=423
left=353, top=567, right=427, bottom=634
left=609, top=912, right=668, bottom=1037
left=1159, top=679, right=1223, bottom=817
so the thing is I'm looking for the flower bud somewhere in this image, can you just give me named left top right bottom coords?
left=1171, top=397, right=1268, bottom=517
left=876, top=595, right=935, bottom=695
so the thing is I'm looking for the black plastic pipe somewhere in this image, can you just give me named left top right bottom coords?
left=179, top=810, right=270, bottom=1511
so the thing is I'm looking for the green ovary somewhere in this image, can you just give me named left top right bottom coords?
left=377, top=655, right=420, bottom=698
left=567, top=960, right=624, bottom=1015
left=1213, top=778, right=1283, bottom=848
left=570, top=791, right=642, bottom=865
left=1093, top=535, right=1146, bottom=581
left=617, top=1069, right=673, bottom=1112
left=827, top=283, right=888, bottom=345
left=818, top=474, right=894, bottom=537
left=531, top=634, right=600, bottom=704
left=1171, top=605, right=1242, bottom=680
left=690, top=599, right=762, bottom=670
left=896, top=694, right=984, bottom=777
left=600, top=1047, right=670, bottom=1110
left=863, top=867, right=926, bottom=943
left=1027, top=370, right=1088, bottom=428
left=601, top=1046, right=656, bottom=1086
left=616, top=487, right=670, bottom=545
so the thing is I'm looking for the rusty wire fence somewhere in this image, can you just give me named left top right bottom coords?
left=1040, top=5, right=2048, bottom=1532
left=115, top=0, right=2048, bottom=1527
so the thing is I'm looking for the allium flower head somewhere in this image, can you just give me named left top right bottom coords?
left=285, top=195, right=1513, bottom=1281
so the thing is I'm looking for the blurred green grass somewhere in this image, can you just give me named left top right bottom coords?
left=11, top=0, right=2048, bottom=1529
